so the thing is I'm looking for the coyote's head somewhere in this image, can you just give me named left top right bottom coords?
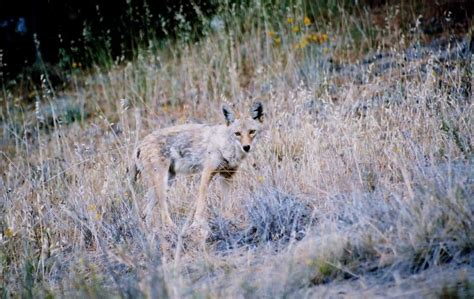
left=222, top=102, right=264, bottom=153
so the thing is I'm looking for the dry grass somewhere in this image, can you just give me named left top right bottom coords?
left=1, top=2, right=473, bottom=297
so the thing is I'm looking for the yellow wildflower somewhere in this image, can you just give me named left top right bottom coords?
left=299, top=37, right=309, bottom=49
left=287, top=17, right=294, bottom=24
left=5, top=227, right=14, bottom=238
left=292, top=26, right=300, bottom=33
left=267, top=31, right=276, bottom=37
left=304, top=16, right=312, bottom=26
left=320, top=33, right=329, bottom=43
left=273, top=37, right=281, bottom=46
left=294, top=37, right=309, bottom=49
left=257, top=175, right=265, bottom=183
left=308, top=33, right=318, bottom=42
left=307, top=33, right=329, bottom=44
left=72, top=62, right=77, bottom=68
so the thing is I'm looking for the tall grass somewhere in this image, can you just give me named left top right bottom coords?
left=1, top=1, right=473, bottom=297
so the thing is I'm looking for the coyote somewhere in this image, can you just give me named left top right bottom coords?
left=130, top=102, right=264, bottom=231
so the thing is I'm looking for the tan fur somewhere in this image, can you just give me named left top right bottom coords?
left=130, top=102, right=264, bottom=231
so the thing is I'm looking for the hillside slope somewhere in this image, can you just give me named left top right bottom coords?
left=1, top=2, right=473, bottom=297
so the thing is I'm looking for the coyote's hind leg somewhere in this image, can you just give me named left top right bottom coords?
left=143, top=155, right=176, bottom=229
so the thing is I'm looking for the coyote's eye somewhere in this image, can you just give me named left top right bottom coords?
left=249, top=130, right=256, bottom=135
left=234, top=132, right=241, bottom=136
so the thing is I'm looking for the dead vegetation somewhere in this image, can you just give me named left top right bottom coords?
left=1, top=1, right=473, bottom=297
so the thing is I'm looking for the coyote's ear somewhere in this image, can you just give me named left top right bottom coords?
left=222, top=104, right=235, bottom=125
left=250, top=101, right=264, bottom=122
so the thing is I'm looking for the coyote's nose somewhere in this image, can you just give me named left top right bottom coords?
left=243, top=145, right=251, bottom=152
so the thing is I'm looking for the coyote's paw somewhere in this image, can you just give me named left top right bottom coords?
left=189, top=219, right=210, bottom=240
left=160, top=212, right=178, bottom=232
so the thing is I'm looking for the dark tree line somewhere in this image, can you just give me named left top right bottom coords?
left=0, top=0, right=217, bottom=80
left=1, top=1, right=472, bottom=82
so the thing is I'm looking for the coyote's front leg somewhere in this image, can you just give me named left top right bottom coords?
left=192, top=165, right=216, bottom=230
